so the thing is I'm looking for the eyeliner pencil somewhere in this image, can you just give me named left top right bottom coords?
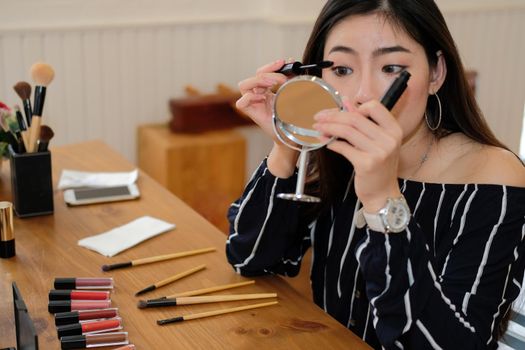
left=135, top=265, right=206, bottom=296
left=102, top=247, right=216, bottom=271
left=157, top=301, right=279, bottom=325
left=138, top=293, right=277, bottom=309
left=380, top=70, right=411, bottom=111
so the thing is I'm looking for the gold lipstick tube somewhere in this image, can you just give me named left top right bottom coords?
left=0, top=201, right=15, bottom=258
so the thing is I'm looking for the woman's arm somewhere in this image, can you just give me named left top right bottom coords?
left=357, top=186, right=525, bottom=349
left=226, top=159, right=312, bottom=277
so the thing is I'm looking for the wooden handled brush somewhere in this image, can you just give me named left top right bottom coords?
left=28, top=63, right=55, bottom=152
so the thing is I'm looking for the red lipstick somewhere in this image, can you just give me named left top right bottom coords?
left=49, top=290, right=110, bottom=301
left=57, top=317, right=122, bottom=338
left=48, top=300, right=111, bottom=313
left=54, top=308, right=119, bottom=326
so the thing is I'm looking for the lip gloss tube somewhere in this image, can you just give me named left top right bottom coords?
left=60, top=332, right=129, bottom=349
left=49, top=300, right=111, bottom=314
left=49, top=290, right=111, bottom=301
left=55, top=308, right=119, bottom=326
left=54, top=278, right=114, bottom=290
left=57, top=317, right=122, bottom=338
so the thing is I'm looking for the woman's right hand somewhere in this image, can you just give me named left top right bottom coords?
left=237, top=59, right=300, bottom=178
left=236, top=59, right=289, bottom=141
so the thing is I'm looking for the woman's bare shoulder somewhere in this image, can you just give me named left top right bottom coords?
left=475, top=146, right=525, bottom=187
left=435, top=134, right=525, bottom=187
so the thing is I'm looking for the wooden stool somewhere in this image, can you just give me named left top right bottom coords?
left=138, top=124, right=245, bottom=233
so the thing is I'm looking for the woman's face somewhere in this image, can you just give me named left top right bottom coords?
left=322, top=14, right=438, bottom=141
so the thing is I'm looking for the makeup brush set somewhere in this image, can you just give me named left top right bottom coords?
left=100, top=246, right=278, bottom=326
left=1, top=63, right=56, bottom=154
left=48, top=277, right=135, bottom=349
left=2, top=62, right=56, bottom=217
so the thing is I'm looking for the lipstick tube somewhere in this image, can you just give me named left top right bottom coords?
left=57, top=317, right=122, bottom=338
left=55, top=308, right=119, bottom=326
left=49, top=300, right=111, bottom=314
left=60, top=332, right=129, bottom=349
left=49, top=290, right=111, bottom=301
left=54, top=278, right=114, bottom=290
left=0, top=202, right=15, bottom=259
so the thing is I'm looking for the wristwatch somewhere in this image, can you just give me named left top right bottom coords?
left=362, top=196, right=411, bottom=233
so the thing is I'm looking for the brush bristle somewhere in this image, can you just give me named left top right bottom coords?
left=39, top=125, right=55, bottom=142
left=101, top=264, right=110, bottom=271
left=30, top=63, right=55, bottom=86
left=137, top=300, right=148, bottom=309
left=13, top=81, right=32, bottom=99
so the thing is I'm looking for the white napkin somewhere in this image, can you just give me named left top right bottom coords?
left=58, top=169, right=139, bottom=190
left=78, top=216, right=176, bottom=257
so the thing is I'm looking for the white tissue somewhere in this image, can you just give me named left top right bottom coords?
left=58, top=169, right=139, bottom=190
left=78, top=216, right=176, bottom=257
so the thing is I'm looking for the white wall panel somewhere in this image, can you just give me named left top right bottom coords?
left=0, top=1, right=523, bottom=176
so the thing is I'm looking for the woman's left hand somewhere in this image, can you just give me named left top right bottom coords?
left=313, top=98, right=403, bottom=212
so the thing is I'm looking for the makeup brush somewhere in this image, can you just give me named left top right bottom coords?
left=135, top=265, right=206, bottom=296
left=14, top=105, right=29, bottom=151
left=37, top=125, right=54, bottom=152
left=28, top=62, right=55, bottom=152
left=151, top=280, right=255, bottom=300
left=156, top=301, right=279, bottom=325
left=13, top=81, right=33, bottom=127
left=101, top=247, right=215, bottom=272
left=137, top=292, right=277, bottom=309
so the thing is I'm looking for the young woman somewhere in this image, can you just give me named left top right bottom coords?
left=227, top=1, right=525, bottom=348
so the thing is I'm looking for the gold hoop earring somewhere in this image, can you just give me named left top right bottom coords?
left=425, top=92, right=442, bottom=131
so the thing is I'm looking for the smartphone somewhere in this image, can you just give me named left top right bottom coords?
left=63, top=184, right=140, bottom=206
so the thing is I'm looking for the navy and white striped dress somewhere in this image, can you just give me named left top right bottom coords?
left=226, top=159, right=525, bottom=349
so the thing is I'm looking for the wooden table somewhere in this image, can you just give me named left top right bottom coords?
left=0, top=141, right=370, bottom=349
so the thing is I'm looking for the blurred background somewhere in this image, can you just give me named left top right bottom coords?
left=0, top=0, right=524, bottom=168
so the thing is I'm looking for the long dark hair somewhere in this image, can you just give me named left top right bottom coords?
left=302, top=0, right=510, bottom=337
left=303, top=0, right=507, bottom=203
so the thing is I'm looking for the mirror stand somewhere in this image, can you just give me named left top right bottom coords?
left=276, top=148, right=320, bottom=203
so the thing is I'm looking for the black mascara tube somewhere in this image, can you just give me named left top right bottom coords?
left=380, top=71, right=411, bottom=110
left=276, top=61, right=334, bottom=77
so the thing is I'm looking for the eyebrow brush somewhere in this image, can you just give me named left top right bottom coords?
left=157, top=301, right=279, bottom=325
left=135, top=265, right=206, bottom=296
left=149, top=280, right=256, bottom=300
left=102, top=247, right=215, bottom=271
left=138, top=292, right=277, bottom=309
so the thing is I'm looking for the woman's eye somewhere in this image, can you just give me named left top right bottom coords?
left=331, top=66, right=353, bottom=77
left=382, top=65, right=406, bottom=74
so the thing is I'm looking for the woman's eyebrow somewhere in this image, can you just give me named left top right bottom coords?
left=328, top=45, right=412, bottom=57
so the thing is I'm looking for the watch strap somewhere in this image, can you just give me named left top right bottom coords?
left=363, top=210, right=386, bottom=232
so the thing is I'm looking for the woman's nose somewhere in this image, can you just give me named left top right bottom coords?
left=353, top=73, right=378, bottom=106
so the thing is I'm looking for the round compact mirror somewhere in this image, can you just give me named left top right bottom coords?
left=272, top=75, right=344, bottom=202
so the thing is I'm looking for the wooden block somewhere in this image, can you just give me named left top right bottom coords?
left=138, top=124, right=245, bottom=233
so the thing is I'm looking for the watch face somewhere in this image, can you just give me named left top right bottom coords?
left=385, top=200, right=410, bottom=233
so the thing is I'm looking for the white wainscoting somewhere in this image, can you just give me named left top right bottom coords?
left=0, top=4, right=523, bottom=177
